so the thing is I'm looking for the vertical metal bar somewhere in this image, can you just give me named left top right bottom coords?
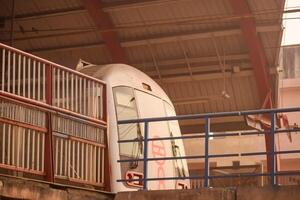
left=17, top=127, right=20, bottom=167
left=95, top=84, right=99, bottom=119
left=7, top=124, right=11, bottom=165
left=143, top=121, right=149, bottom=190
left=85, top=143, right=88, bottom=180
left=77, top=141, right=80, bottom=178
left=22, top=56, right=25, bottom=97
left=88, top=144, right=91, bottom=181
left=1, top=49, right=5, bottom=91
left=83, top=79, right=86, bottom=115
left=12, top=52, right=15, bottom=94
left=52, top=67, right=56, bottom=106
left=7, top=51, right=11, bottom=92
left=68, top=139, right=71, bottom=178
left=87, top=80, right=90, bottom=116
left=41, top=133, right=45, bottom=172
left=22, top=128, right=25, bottom=168
left=66, top=72, right=69, bottom=110
left=100, top=85, right=103, bottom=120
left=62, top=70, right=65, bottom=109
left=32, top=130, right=36, bottom=170
left=38, top=62, right=41, bottom=101
left=79, top=77, right=82, bottom=114
left=101, top=147, right=104, bottom=183
left=11, top=126, right=15, bottom=166
left=81, top=142, right=84, bottom=180
left=17, top=54, right=21, bottom=95
left=55, top=137, right=58, bottom=175
left=2, top=124, right=6, bottom=163
left=27, top=58, right=31, bottom=98
left=27, top=129, right=30, bottom=169
left=37, top=132, right=40, bottom=171
left=93, top=145, right=96, bottom=182
left=45, top=64, right=54, bottom=181
left=33, top=60, right=36, bottom=100
left=57, top=69, right=60, bottom=107
left=75, top=75, right=78, bottom=112
left=270, top=112, right=276, bottom=186
left=60, top=138, right=63, bottom=175
left=204, top=117, right=210, bottom=188
left=72, top=140, right=75, bottom=178
left=92, top=82, right=95, bottom=118
left=89, top=145, right=93, bottom=181
left=43, top=64, right=46, bottom=102
left=71, top=74, right=74, bottom=111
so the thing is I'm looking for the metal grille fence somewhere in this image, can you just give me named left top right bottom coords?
left=0, top=122, right=45, bottom=175
left=1, top=48, right=46, bottom=101
left=0, top=42, right=106, bottom=123
left=0, top=43, right=108, bottom=190
left=53, top=134, right=105, bottom=186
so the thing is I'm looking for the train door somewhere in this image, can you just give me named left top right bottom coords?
left=134, top=90, right=176, bottom=190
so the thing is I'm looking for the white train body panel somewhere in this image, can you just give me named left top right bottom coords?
left=78, top=64, right=189, bottom=192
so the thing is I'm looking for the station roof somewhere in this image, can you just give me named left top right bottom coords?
left=0, top=0, right=285, bottom=133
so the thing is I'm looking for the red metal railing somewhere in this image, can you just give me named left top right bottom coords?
left=0, top=43, right=108, bottom=190
left=0, top=42, right=106, bottom=124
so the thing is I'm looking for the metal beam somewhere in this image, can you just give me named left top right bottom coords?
left=229, top=0, right=271, bottom=106
left=154, top=70, right=254, bottom=83
left=121, top=24, right=279, bottom=47
left=3, top=6, right=85, bottom=22
left=1, top=30, right=95, bottom=43
left=173, top=96, right=219, bottom=105
left=228, top=0, right=276, bottom=175
left=133, top=53, right=249, bottom=68
left=102, top=0, right=177, bottom=11
left=21, top=24, right=278, bottom=53
left=0, top=1, right=176, bottom=22
left=29, top=42, right=104, bottom=53
left=82, top=0, right=128, bottom=63
left=143, top=63, right=252, bottom=77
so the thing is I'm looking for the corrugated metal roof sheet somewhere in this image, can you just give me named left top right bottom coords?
left=0, top=0, right=285, bottom=120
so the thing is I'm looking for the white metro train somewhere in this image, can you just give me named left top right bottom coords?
left=77, top=62, right=190, bottom=192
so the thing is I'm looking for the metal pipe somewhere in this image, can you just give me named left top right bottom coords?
left=270, top=112, right=276, bottom=186
left=204, top=117, right=210, bottom=188
left=143, top=122, right=149, bottom=190
left=118, top=107, right=300, bottom=124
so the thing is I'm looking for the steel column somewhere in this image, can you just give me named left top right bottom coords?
left=229, top=0, right=276, bottom=174
left=44, top=64, right=54, bottom=182
left=82, top=0, right=128, bottom=64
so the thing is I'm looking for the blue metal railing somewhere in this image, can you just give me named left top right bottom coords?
left=117, top=107, right=300, bottom=189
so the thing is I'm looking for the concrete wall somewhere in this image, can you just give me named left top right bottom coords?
left=115, top=186, right=300, bottom=200
left=0, top=175, right=114, bottom=200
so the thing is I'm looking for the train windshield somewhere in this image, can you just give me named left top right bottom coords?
left=113, top=86, right=188, bottom=187
left=113, top=87, right=143, bottom=166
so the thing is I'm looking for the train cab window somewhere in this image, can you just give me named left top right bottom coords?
left=113, top=87, right=143, bottom=168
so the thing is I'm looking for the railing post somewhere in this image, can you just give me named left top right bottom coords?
left=270, top=112, right=276, bottom=186
left=204, top=117, right=210, bottom=188
left=44, top=64, right=54, bottom=182
left=143, top=121, right=149, bottom=190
